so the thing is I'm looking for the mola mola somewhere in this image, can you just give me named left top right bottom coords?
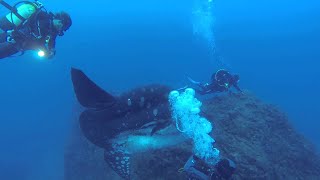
left=70, top=68, right=187, bottom=179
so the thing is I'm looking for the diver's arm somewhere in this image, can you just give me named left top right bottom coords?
left=41, top=34, right=56, bottom=58
left=47, top=34, right=57, bottom=50
left=47, top=35, right=56, bottom=58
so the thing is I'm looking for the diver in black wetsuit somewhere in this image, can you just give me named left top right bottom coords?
left=0, top=1, right=72, bottom=59
left=189, top=69, right=242, bottom=95
left=184, top=155, right=236, bottom=180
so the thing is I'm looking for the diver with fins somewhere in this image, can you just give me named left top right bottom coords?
left=188, top=69, right=243, bottom=95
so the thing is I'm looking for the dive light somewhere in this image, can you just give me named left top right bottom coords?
left=37, top=50, right=45, bottom=57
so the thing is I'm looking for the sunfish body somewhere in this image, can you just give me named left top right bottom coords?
left=70, top=68, right=187, bottom=179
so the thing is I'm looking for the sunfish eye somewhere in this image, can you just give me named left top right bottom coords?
left=153, top=109, right=158, bottom=116
left=139, top=97, right=145, bottom=107
left=127, top=98, right=132, bottom=106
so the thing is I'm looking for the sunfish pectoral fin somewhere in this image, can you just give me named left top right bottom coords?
left=71, top=67, right=116, bottom=109
left=104, top=145, right=131, bottom=180
left=139, top=120, right=171, bottom=136
left=150, top=120, right=171, bottom=136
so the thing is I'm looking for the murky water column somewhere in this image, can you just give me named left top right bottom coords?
left=192, top=0, right=228, bottom=69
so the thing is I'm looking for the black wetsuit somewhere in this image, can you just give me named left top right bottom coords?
left=197, top=71, right=242, bottom=95
left=0, top=10, right=57, bottom=59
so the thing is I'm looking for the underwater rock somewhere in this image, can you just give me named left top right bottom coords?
left=65, top=92, right=320, bottom=179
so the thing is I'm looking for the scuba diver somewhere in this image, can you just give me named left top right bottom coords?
left=188, top=69, right=242, bottom=95
left=0, top=0, right=72, bottom=59
left=184, top=155, right=236, bottom=180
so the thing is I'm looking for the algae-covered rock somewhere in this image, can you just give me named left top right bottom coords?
left=65, top=92, right=320, bottom=179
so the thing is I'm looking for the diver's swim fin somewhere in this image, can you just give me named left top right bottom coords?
left=71, top=67, right=116, bottom=109
left=187, top=76, right=201, bottom=85
left=175, top=85, right=188, bottom=92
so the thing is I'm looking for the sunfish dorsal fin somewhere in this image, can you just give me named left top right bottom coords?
left=71, top=68, right=116, bottom=108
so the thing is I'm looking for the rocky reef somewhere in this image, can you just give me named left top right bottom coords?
left=65, top=92, right=320, bottom=180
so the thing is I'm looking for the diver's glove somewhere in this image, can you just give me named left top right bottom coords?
left=45, top=48, right=56, bottom=59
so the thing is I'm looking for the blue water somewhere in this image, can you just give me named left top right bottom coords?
left=0, top=0, right=319, bottom=179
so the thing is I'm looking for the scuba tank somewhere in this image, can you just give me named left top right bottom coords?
left=1, top=0, right=44, bottom=28
left=5, top=2, right=36, bottom=26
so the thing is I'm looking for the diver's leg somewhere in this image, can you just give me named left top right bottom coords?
left=0, top=42, right=19, bottom=59
left=0, top=30, right=7, bottom=42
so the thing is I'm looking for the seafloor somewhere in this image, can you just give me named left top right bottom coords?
left=64, top=92, right=320, bottom=180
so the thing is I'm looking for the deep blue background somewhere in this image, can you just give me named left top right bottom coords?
left=0, top=0, right=319, bottom=179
